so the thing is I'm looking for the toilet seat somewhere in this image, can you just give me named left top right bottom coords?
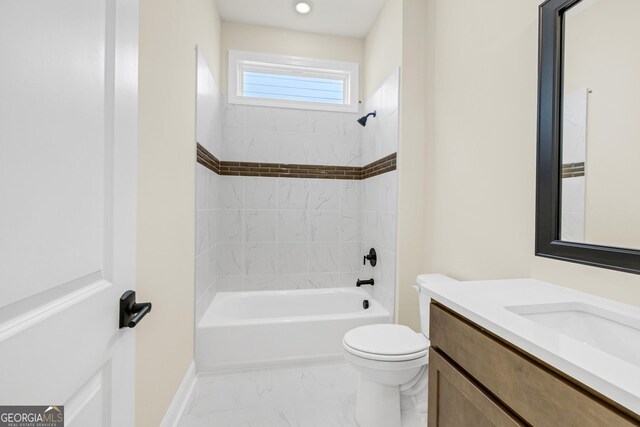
left=343, top=324, right=430, bottom=362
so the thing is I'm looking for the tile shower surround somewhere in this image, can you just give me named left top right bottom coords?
left=196, top=69, right=401, bottom=318
left=203, top=175, right=365, bottom=289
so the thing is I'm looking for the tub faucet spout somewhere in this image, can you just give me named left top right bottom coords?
left=356, top=278, right=375, bottom=287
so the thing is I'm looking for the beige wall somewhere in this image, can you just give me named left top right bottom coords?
left=221, top=22, right=364, bottom=99
left=137, top=0, right=221, bottom=426
left=564, top=0, right=640, bottom=249
left=363, top=0, right=402, bottom=99
left=395, top=0, right=429, bottom=328
left=395, top=0, right=640, bottom=331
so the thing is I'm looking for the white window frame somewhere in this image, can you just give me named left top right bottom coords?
left=228, top=50, right=359, bottom=113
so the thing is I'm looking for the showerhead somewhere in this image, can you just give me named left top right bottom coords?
left=357, top=111, right=377, bottom=127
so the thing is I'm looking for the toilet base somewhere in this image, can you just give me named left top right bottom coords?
left=355, top=378, right=401, bottom=427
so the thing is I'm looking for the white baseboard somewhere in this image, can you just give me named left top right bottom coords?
left=159, top=361, right=196, bottom=427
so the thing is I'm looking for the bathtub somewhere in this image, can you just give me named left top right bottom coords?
left=196, top=287, right=391, bottom=372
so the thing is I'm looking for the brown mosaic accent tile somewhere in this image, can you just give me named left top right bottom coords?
left=361, top=153, right=397, bottom=179
left=562, top=162, right=585, bottom=178
left=197, top=143, right=396, bottom=180
left=196, top=143, right=221, bottom=174
left=218, top=161, right=362, bottom=180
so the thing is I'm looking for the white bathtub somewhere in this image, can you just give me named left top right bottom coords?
left=196, top=288, right=390, bottom=372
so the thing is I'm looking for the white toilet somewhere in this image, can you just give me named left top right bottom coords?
left=343, top=274, right=457, bottom=427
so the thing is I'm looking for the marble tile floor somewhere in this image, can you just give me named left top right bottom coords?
left=178, top=360, right=358, bottom=427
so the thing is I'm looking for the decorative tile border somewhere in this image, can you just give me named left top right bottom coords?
left=562, top=162, right=585, bottom=178
left=196, top=144, right=221, bottom=174
left=362, top=153, right=397, bottom=179
left=197, top=143, right=396, bottom=180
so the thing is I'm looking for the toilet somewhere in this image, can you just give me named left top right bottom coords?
left=343, top=274, right=458, bottom=427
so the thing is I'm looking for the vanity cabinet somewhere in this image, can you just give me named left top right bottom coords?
left=428, top=302, right=640, bottom=427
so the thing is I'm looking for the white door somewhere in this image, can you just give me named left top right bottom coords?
left=0, top=0, right=139, bottom=426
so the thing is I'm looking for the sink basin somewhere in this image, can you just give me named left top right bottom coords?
left=506, top=302, right=640, bottom=367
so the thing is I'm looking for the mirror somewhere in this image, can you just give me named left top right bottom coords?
left=536, top=0, right=640, bottom=274
left=560, top=0, right=640, bottom=249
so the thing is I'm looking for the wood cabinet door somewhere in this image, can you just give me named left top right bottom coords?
left=428, top=349, right=525, bottom=427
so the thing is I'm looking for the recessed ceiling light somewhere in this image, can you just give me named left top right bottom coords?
left=293, top=0, right=312, bottom=15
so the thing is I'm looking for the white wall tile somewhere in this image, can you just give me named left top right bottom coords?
left=561, top=212, right=586, bottom=242
left=244, top=274, right=278, bottom=292
left=277, top=210, right=308, bottom=242
left=207, top=245, right=217, bottom=285
left=278, top=133, right=310, bottom=164
left=339, top=242, right=362, bottom=273
left=340, top=181, right=362, bottom=212
left=561, top=176, right=585, bottom=213
left=196, top=164, right=209, bottom=210
left=278, top=274, right=313, bottom=290
left=245, top=243, right=277, bottom=275
left=362, top=175, right=379, bottom=211
left=217, top=243, right=244, bottom=276
left=278, top=179, right=310, bottom=210
left=312, top=111, right=345, bottom=135
left=361, top=213, right=379, bottom=247
left=245, top=106, right=276, bottom=130
left=277, top=242, right=309, bottom=274
left=222, top=128, right=244, bottom=161
left=306, top=134, right=334, bottom=165
left=340, top=212, right=361, bottom=242
left=275, top=109, right=312, bottom=133
left=195, top=251, right=209, bottom=299
left=310, top=180, right=340, bottom=210
left=195, top=71, right=223, bottom=321
left=309, top=242, right=340, bottom=273
left=196, top=210, right=210, bottom=256
left=223, top=101, right=245, bottom=128
left=308, top=273, right=342, bottom=289
left=245, top=210, right=277, bottom=242
left=378, top=111, right=399, bottom=159
left=218, top=176, right=243, bottom=209
left=217, top=275, right=243, bottom=292
left=379, top=171, right=398, bottom=212
left=244, top=177, right=278, bottom=209
left=244, top=130, right=280, bottom=163
left=329, top=135, right=361, bottom=166
left=343, top=112, right=363, bottom=137
left=208, top=210, right=218, bottom=246
left=358, top=168, right=398, bottom=314
left=218, top=210, right=243, bottom=243
left=339, top=272, right=359, bottom=288
left=309, top=211, right=340, bottom=242
left=359, top=65, right=399, bottom=317
left=208, top=173, right=220, bottom=209
left=378, top=211, right=397, bottom=252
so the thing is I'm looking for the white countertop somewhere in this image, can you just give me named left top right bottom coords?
left=419, top=278, right=640, bottom=416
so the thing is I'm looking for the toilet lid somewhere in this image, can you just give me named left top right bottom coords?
left=343, top=324, right=429, bottom=359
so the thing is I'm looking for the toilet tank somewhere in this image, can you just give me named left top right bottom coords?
left=415, top=274, right=458, bottom=339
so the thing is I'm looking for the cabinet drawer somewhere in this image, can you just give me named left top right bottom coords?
left=428, top=348, right=524, bottom=427
left=430, top=302, right=640, bottom=427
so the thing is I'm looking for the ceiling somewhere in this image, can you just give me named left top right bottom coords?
left=215, top=0, right=387, bottom=38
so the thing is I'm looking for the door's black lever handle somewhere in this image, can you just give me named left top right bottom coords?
left=119, top=291, right=152, bottom=328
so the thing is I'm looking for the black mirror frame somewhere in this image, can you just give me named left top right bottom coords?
left=536, top=0, right=640, bottom=274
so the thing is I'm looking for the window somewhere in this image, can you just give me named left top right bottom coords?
left=228, top=50, right=359, bottom=112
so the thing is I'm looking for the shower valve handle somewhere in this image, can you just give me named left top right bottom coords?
left=363, top=248, right=377, bottom=267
